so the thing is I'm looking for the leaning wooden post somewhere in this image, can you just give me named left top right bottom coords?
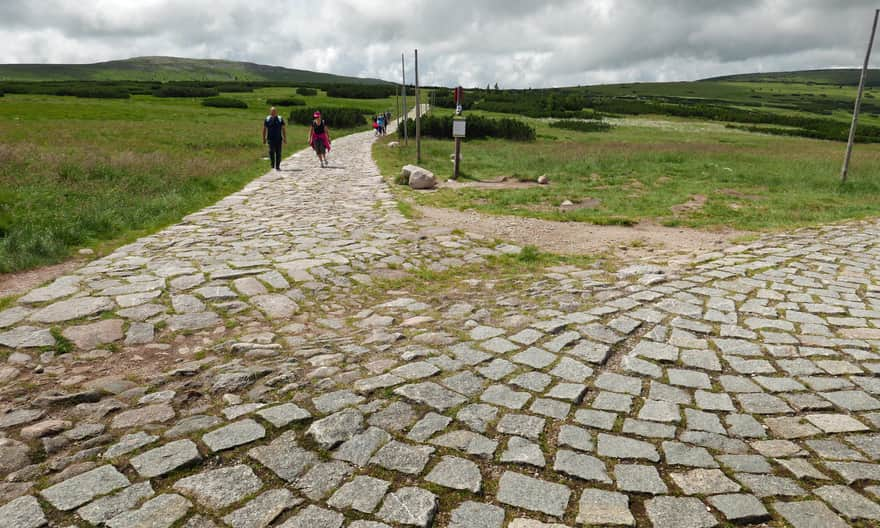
left=842, top=9, right=879, bottom=183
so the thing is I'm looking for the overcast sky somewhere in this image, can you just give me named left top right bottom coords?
left=1, top=0, right=878, bottom=88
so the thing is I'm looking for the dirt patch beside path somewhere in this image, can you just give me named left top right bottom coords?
left=0, top=259, right=84, bottom=298
left=416, top=205, right=746, bottom=259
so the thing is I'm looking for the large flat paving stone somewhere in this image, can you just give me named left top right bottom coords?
left=376, top=486, right=438, bottom=527
left=0, top=496, right=47, bottom=528
left=40, top=464, right=130, bottom=511
left=496, top=471, right=571, bottom=517
left=172, top=464, right=262, bottom=509
left=130, top=439, right=202, bottom=478
left=105, top=494, right=191, bottom=528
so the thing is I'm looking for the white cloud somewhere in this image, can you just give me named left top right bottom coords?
left=0, top=0, right=878, bottom=87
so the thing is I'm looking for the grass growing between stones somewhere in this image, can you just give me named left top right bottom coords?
left=0, top=89, right=395, bottom=273
left=374, top=108, right=880, bottom=231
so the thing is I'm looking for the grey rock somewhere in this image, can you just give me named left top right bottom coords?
left=496, top=471, right=571, bottom=517
left=735, top=473, right=805, bottom=498
left=554, top=449, right=610, bottom=483
left=110, top=404, right=175, bottom=429
left=558, top=424, right=593, bottom=451
left=645, top=496, right=718, bottom=528
left=222, top=489, right=300, bottom=528
left=0, top=409, right=44, bottom=429
left=671, top=468, right=740, bottom=495
left=248, top=431, right=318, bottom=482
left=167, top=312, right=220, bottom=332
left=707, top=494, right=769, bottom=523
left=0, top=327, right=55, bottom=349
left=0, top=496, right=47, bottom=528
left=0, top=438, right=31, bottom=475
left=406, top=412, right=452, bottom=442
left=615, top=464, right=668, bottom=494
left=496, top=413, right=545, bottom=440
left=172, top=465, right=262, bottom=509
left=597, top=433, right=659, bottom=461
left=814, top=484, right=880, bottom=520
left=105, top=494, right=191, bottom=528
left=662, top=441, right=718, bottom=468
left=377, top=487, right=438, bottom=527
left=327, top=475, right=389, bottom=513
left=433, top=430, right=498, bottom=458
left=574, top=409, right=618, bottom=430
left=394, top=382, right=466, bottom=411
left=202, top=419, right=265, bottom=452
left=448, top=501, right=505, bottom=528
left=457, top=404, right=498, bottom=433
left=576, top=489, right=635, bottom=527
left=333, top=427, right=391, bottom=466
left=370, top=440, right=434, bottom=474
left=40, top=464, right=129, bottom=511
left=278, top=505, right=343, bottom=528
left=501, top=436, right=546, bottom=468
left=62, top=319, right=124, bottom=349
left=312, top=389, right=365, bottom=414
left=104, top=431, right=158, bottom=458
left=130, top=439, right=202, bottom=478
left=774, top=500, right=848, bottom=528
left=306, top=408, right=364, bottom=449
left=369, top=401, right=417, bottom=431
left=425, top=455, right=482, bottom=492
left=76, top=481, right=155, bottom=525
left=163, top=415, right=222, bottom=439
left=480, top=384, right=530, bottom=409
left=29, top=296, right=114, bottom=324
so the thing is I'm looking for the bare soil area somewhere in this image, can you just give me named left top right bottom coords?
left=416, top=205, right=746, bottom=259
left=0, top=259, right=84, bottom=298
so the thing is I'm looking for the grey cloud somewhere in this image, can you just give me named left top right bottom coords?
left=0, top=0, right=878, bottom=87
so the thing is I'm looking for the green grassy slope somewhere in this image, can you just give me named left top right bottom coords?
left=704, top=68, right=880, bottom=86
left=0, top=56, right=389, bottom=84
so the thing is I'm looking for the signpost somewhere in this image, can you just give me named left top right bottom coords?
left=452, top=86, right=465, bottom=180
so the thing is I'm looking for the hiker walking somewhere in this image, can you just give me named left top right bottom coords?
left=377, top=114, right=386, bottom=136
left=309, top=111, right=331, bottom=167
left=262, top=107, right=286, bottom=171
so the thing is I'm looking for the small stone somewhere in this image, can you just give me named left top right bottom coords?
left=20, top=419, right=71, bottom=439
left=496, top=413, right=545, bottom=440
left=327, top=475, right=389, bottom=513
left=333, top=427, right=391, bottom=466
left=425, top=455, right=482, bottom=492
left=306, top=408, right=364, bottom=449
left=597, top=433, right=659, bottom=461
left=500, top=436, right=545, bottom=468
left=0, top=496, right=47, bottom=528
left=248, top=431, right=318, bottom=482
left=279, top=505, right=343, bottom=528
left=110, top=404, right=175, bottom=429
left=615, top=464, right=668, bottom=494
left=40, top=464, right=129, bottom=510
left=202, top=419, right=265, bottom=452
left=76, top=481, right=155, bottom=525
left=172, top=465, right=262, bottom=509
left=222, top=488, right=300, bottom=528
left=164, top=415, right=222, bottom=439
left=774, top=500, right=848, bottom=528
left=370, top=441, right=434, bottom=475
left=576, top=489, right=635, bottom=526
left=496, top=471, right=571, bottom=517
left=671, top=468, right=740, bottom=495
left=553, top=449, right=611, bottom=483
left=62, top=319, right=124, bottom=349
left=106, top=494, right=191, bottom=528
left=448, top=501, right=505, bottom=528
left=814, top=484, right=880, bottom=521
left=707, top=494, right=769, bottom=523
left=645, top=496, right=718, bottom=528
left=480, top=384, right=530, bottom=409
left=129, top=439, right=202, bottom=478
left=394, top=382, right=466, bottom=411
left=377, top=487, right=438, bottom=527
left=407, top=412, right=452, bottom=442
left=558, top=424, right=593, bottom=451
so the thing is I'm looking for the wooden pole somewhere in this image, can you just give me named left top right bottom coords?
left=401, top=53, right=408, bottom=146
left=841, top=9, right=879, bottom=183
left=415, top=49, right=421, bottom=163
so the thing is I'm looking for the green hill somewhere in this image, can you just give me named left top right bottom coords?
left=0, top=56, right=389, bottom=84
left=704, top=68, right=880, bottom=86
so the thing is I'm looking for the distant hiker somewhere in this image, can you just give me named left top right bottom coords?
left=377, top=114, right=386, bottom=136
left=372, top=115, right=379, bottom=136
left=262, top=107, right=286, bottom=171
left=309, top=111, right=331, bottom=167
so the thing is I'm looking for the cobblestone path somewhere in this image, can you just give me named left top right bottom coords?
left=2, top=129, right=880, bottom=527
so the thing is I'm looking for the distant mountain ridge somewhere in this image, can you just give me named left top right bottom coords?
left=703, top=68, right=880, bottom=86
left=0, top=56, right=389, bottom=84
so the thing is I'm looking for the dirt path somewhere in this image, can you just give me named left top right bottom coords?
left=0, top=259, right=84, bottom=298
left=416, top=205, right=745, bottom=259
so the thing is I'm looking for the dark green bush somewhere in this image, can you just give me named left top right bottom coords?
left=323, top=84, right=398, bottom=99
left=289, top=106, right=371, bottom=127
left=549, top=119, right=612, bottom=133
left=398, top=114, right=535, bottom=141
left=297, top=87, right=318, bottom=96
left=266, top=97, right=306, bottom=106
left=53, top=86, right=131, bottom=99
left=152, top=86, right=219, bottom=97
left=202, top=97, right=248, bottom=109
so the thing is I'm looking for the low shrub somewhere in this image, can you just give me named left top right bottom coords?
left=152, top=86, right=219, bottom=97
left=398, top=114, right=536, bottom=141
left=323, top=84, right=398, bottom=99
left=202, top=97, right=248, bottom=109
left=297, top=87, right=318, bottom=96
left=266, top=97, right=306, bottom=106
left=54, top=86, right=131, bottom=99
left=549, top=119, right=612, bottom=132
left=289, top=106, right=370, bottom=128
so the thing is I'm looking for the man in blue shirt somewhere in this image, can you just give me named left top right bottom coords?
left=262, top=107, right=287, bottom=171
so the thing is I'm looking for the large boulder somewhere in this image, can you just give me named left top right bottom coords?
left=402, top=165, right=436, bottom=190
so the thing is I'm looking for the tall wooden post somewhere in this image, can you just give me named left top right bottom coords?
left=401, top=53, right=408, bottom=145
left=842, top=9, right=879, bottom=183
left=415, top=49, right=422, bottom=163
left=453, top=137, right=461, bottom=180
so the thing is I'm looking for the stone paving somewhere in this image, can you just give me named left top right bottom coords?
left=2, top=127, right=880, bottom=527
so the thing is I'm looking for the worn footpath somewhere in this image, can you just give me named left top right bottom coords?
left=1, top=128, right=880, bottom=527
